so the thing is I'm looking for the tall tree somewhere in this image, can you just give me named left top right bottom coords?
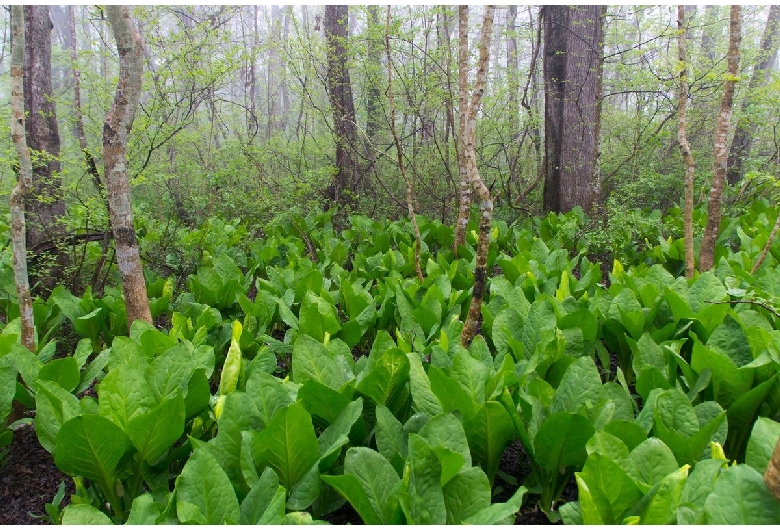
left=104, top=5, right=153, bottom=327
left=541, top=5, right=605, bottom=214
left=23, top=5, right=66, bottom=290
left=459, top=5, right=495, bottom=348
left=452, top=6, right=472, bottom=253
left=10, top=5, right=35, bottom=352
left=324, top=5, right=359, bottom=208
left=700, top=5, right=742, bottom=272
left=678, top=6, right=697, bottom=279
left=726, top=5, right=780, bottom=185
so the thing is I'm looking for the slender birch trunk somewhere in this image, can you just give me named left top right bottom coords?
left=385, top=7, right=424, bottom=283
left=678, top=6, right=697, bottom=279
left=104, top=6, right=152, bottom=327
left=700, top=6, right=742, bottom=272
left=9, top=5, right=35, bottom=352
left=460, top=5, right=495, bottom=348
left=452, top=6, right=471, bottom=256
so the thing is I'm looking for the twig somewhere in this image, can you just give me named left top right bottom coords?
left=706, top=299, right=780, bottom=319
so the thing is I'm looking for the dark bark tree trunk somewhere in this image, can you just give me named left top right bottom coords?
left=324, top=5, right=359, bottom=208
left=23, top=5, right=66, bottom=291
left=700, top=6, right=742, bottom=272
left=726, top=5, right=780, bottom=185
left=104, top=5, right=152, bottom=327
left=10, top=5, right=35, bottom=352
left=542, top=5, right=604, bottom=214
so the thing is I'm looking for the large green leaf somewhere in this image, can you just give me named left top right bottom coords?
left=534, top=412, right=595, bottom=475
left=322, top=447, right=402, bottom=524
left=628, top=437, right=679, bottom=490
left=631, top=464, right=689, bottom=524
left=726, top=375, right=778, bottom=462
left=375, top=405, right=406, bottom=472
left=246, top=371, right=293, bottom=426
left=704, top=464, right=780, bottom=524
left=176, top=448, right=240, bottom=524
left=463, top=401, right=515, bottom=484
left=691, top=337, right=753, bottom=408
left=576, top=453, right=644, bottom=524
left=61, top=504, right=113, bottom=524
left=551, top=356, right=603, bottom=414
left=463, top=485, right=528, bottom=524
left=356, top=347, right=409, bottom=407
left=54, top=414, right=133, bottom=489
left=247, top=402, right=320, bottom=491
left=406, top=352, right=443, bottom=416
left=38, top=357, right=80, bottom=393
left=127, top=391, right=185, bottom=463
left=746, top=417, right=780, bottom=474
left=298, top=379, right=351, bottom=426
left=240, top=468, right=285, bottom=525
left=399, top=434, right=446, bottom=524
left=207, top=391, right=263, bottom=491
left=98, top=366, right=155, bottom=431
left=35, top=380, right=82, bottom=453
left=0, top=367, right=14, bottom=424
left=442, top=466, right=491, bottom=524
left=146, top=342, right=215, bottom=402
left=652, top=389, right=726, bottom=466
left=292, top=335, right=352, bottom=390
left=298, top=292, right=341, bottom=342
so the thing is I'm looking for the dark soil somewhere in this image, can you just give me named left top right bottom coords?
left=0, top=423, right=73, bottom=525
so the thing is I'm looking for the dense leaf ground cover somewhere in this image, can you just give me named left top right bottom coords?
left=2, top=201, right=780, bottom=524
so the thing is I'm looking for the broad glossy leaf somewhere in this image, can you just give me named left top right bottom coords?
left=450, top=349, right=488, bottom=406
left=128, top=391, right=185, bottom=463
left=406, top=352, right=443, bottom=416
left=429, top=365, right=475, bottom=417
left=292, top=335, right=352, bottom=390
left=419, top=413, right=472, bottom=472
left=632, top=464, right=689, bottom=524
left=576, top=453, right=643, bottom=524
left=746, top=417, right=780, bottom=474
left=248, top=402, right=320, bottom=490
left=442, top=466, right=491, bottom=524
left=356, top=347, right=409, bottom=407
left=318, top=399, right=363, bottom=471
left=146, top=342, right=215, bottom=402
left=463, top=402, right=514, bottom=484
left=298, top=379, right=350, bottom=426
left=98, top=366, right=155, bottom=431
left=704, top=464, right=780, bottom=524
left=399, top=434, right=446, bottom=524
left=0, top=367, right=16, bottom=426
left=240, top=468, right=282, bottom=524
left=35, top=380, right=82, bottom=452
left=126, top=492, right=162, bottom=524
left=629, top=437, right=679, bottom=489
left=299, top=292, right=341, bottom=342
left=322, top=447, right=402, bottom=524
left=176, top=448, right=240, bottom=524
left=38, top=357, right=80, bottom=393
left=653, top=389, right=726, bottom=466
left=55, top=414, right=133, bottom=488
left=246, top=371, right=293, bottom=426
left=691, top=337, right=753, bottom=408
left=463, top=484, right=528, bottom=525
left=375, top=405, right=406, bottom=472
left=688, top=272, right=727, bottom=314
left=727, top=375, right=778, bottom=462
left=534, top=412, right=595, bottom=474
left=551, top=356, right=603, bottom=414
left=209, top=391, right=263, bottom=489
left=61, top=504, right=113, bottom=524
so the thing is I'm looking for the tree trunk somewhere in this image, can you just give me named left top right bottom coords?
left=23, top=5, right=66, bottom=291
left=268, top=5, right=283, bottom=137
left=678, top=6, right=697, bottom=279
left=10, top=5, right=36, bottom=352
left=104, top=5, right=152, bottom=327
left=452, top=6, right=472, bottom=255
left=385, top=7, right=424, bottom=283
left=460, top=5, right=495, bottom=348
left=366, top=5, right=383, bottom=164
left=324, top=5, right=359, bottom=208
left=542, top=5, right=605, bottom=214
left=726, top=5, right=780, bottom=185
left=700, top=6, right=742, bottom=272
